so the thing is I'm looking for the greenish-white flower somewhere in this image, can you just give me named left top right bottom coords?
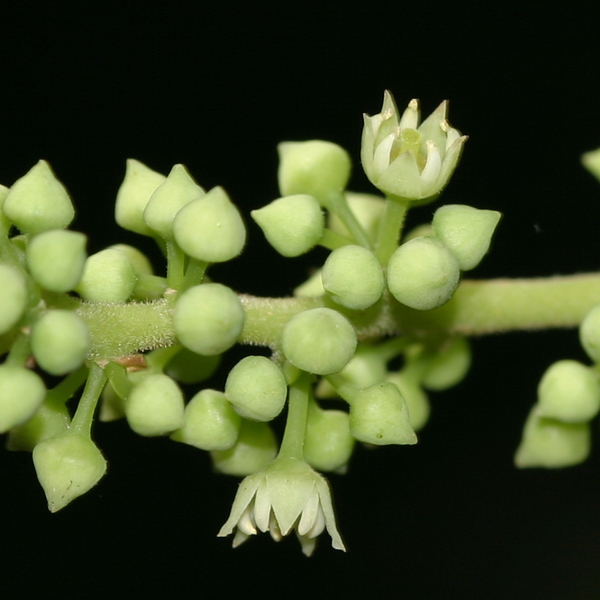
left=361, top=91, right=467, bottom=202
left=218, top=456, right=345, bottom=556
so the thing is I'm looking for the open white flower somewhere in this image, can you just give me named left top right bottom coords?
left=218, top=456, right=345, bottom=556
left=361, top=91, right=467, bottom=203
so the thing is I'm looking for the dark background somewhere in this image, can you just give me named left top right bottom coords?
left=2, top=2, right=600, bottom=598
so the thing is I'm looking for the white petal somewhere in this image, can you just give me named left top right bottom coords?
left=217, top=473, right=262, bottom=537
left=237, top=506, right=258, bottom=536
left=420, top=141, right=442, bottom=186
left=314, top=477, right=346, bottom=552
left=372, top=132, right=396, bottom=179
left=399, top=99, right=420, bottom=130
left=253, top=479, right=272, bottom=533
left=297, top=489, right=320, bottom=536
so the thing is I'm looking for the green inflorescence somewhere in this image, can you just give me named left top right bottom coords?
left=2, top=90, right=600, bottom=555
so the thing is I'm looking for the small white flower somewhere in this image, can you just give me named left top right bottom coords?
left=218, top=456, right=345, bottom=556
left=361, top=91, right=467, bottom=202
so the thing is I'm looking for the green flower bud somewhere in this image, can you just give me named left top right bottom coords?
left=514, top=408, right=590, bottom=468
left=282, top=308, right=357, bottom=375
left=165, top=347, right=221, bottom=384
left=421, top=337, right=472, bottom=391
left=277, top=141, right=352, bottom=207
left=387, top=371, right=430, bottom=431
left=225, top=356, right=287, bottom=421
left=115, top=159, right=166, bottom=236
left=316, top=344, right=388, bottom=398
left=173, top=283, right=245, bottom=356
left=0, top=365, right=46, bottom=433
left=211, top=419, right=277, bottom=476
left=7, top=398, right=71, bottom=451
left=322, top=245, right=384, bottom=310
left=582, top=146, right=600, bottom=183
left=26, top=229, right=87, bottom=292
left=251, top=194, right=324, bottom=257
left=387, top=236, right=460, bottom=310
left=361, top=92, right=467, bottom=203
left=293, top=269, right=325, bottom=297
left=170, top=389, right=241, bottom=451
left=349, top=382, right=417, bottom=445
left=304, top=406, right=355, bottom=473
left=33, top=432, right=106, bottom=512
left=328, top=192, right=386, bottom=242
left=99, top=379, right=125, bottom=422
left=76, top=248, right=137, bottom=302
left=536, top=360, right=600, bottom=422
left=31, top=311, right=90, bottom=375
left=3, top=160, right=74, bottom=234
left=173, top=186, right=246, bottom=263
left=432, top=204, right=501, bottom=271
left=143, top=164, right=205, bottom=240
left=579, top=303, right=600, bottom=363
left=108, top=244, right=154, bottom=275
left=0, top=184, right=11, bottom=235
left=125, top=373, right=185, bottom=436
left=0, top=264, right=28, bottom=335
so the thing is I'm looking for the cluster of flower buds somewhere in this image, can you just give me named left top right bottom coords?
left=1, top=91, right=498, bottom=556
left=516, top=305, right=600, bottom=467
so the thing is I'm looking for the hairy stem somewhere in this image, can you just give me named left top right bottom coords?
left=50, top=273, right=600, bottom=360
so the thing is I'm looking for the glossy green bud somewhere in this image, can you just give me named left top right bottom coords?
left=211, top=419, right=277, bottom=476
left=33, top=432, right=106, bottom=512
left=421, top=337, right=472, bottom=391
left=0, top=264, right=28, bottom=335
left=328, top=192, right=386, bottom=242
left=282, top=308, right=357, bottom=375
left=278, top=140, right=351, bottom=207
left=170, top=389, right=241, bottom=451
left=387, top=236, right=460, bottom=310
left=251, top=194, right=324, bottom=257
left=76, top=248, right=137, bottom=302
left=3, top=161, right=74, bottom=234
left=31, top=311, right=90, bottom=375
left=7, top=398, right=71, bottom=451
left=304, top=407, right=355, bottom=473
left=165, top=347, right=221, bottom=384
left=432, top=204, right=501, bottom=271
left=225, top=356, right=287, bottom=421
left=125, top=373, right=185, bottom=436
left=173, top=283, right=245, bottom=355
left=0, top=365, right=46, bottom=433
left=349, top=382, right=417, bottom=445
left=536, top=360, right=600, bottom=422
left=322, top=245, right=384, bottom=310
left=173, top=186, right=246, bottom=263
left=26, top=229, right=87, bottom=292
left=143, top=164, right=205, bottom=240
left=579, top=303, right=600, bottom=363
left=387, top=371, right=430, bottom=431
left=514, top=408, right=590, bottom=468
left=115, top=159, right=166, bottom=236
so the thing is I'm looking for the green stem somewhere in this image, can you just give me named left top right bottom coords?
left=166, top=241, right=186, bottom=290
left=375, top=196, right=409, bottom=264
left=71, top=363, right=107, bottom=436
left=278, top=372, right=310, bottom=460
left=327, top=192, right=372, bottom=249
left=318, top=228, right=354, bottom=251
left=42, top=273, right=600, bottom=361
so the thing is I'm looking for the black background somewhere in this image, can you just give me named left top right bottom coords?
left=2, top=2, right=600, bottom=598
